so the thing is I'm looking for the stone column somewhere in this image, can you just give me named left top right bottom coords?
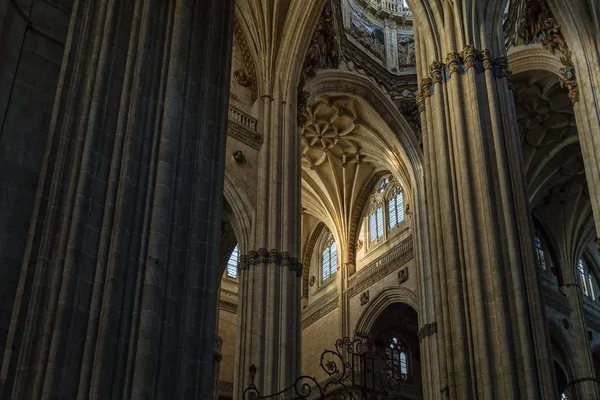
left=535, top=201, right=599, bottom=398
left=546, top=0, right=600, bottom=239
left=0, top=1, right=234, bottom=399
left=235, top=93, right=303, bottom=396
left=410, top=0, right=555, bottom=398
left=213, top=335, right=223, bottom=399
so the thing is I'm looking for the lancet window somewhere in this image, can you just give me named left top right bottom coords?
left=578, top=258, right=597, bottom=301
left=322, top=231, right=338, bottom=281
left=227, top=244, right=239, bottom=279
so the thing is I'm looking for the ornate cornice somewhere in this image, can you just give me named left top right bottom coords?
left=219, top=288, right=239, bottom=314
left=301, top=288, right=339, bottom=329
left=347, top=235, right=413, bottom=298
left=302, top=222, right=326, bottom=298
left=239, top=249, right=303, bottom=276
left=233, top=18, right=258, bottom=102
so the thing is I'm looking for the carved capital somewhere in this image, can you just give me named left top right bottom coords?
left=428, top=61, right=445, bottom=84
left=480, top=49, right=493, bottom=70
left=460, top=45, right=478, bottom=70
left=446, top=52, right=461, bottom=76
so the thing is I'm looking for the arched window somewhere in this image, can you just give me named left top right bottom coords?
left=578, top=259, right=596, bottom=301
left=322, top=232, right=337, bottom=281
left=534, top=236, right=546, bottom=271
left=369, top=202, right=384, bottom=242
left=387, top=185, right=405, bottom=230
left=227, top=245, right=239, bottom=279
left=387, top=336, right=408, bottom=380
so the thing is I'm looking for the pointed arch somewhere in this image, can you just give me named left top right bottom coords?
left=302, top=221, right=326, bottom=299
left=354, top=287, right=419, bottom=335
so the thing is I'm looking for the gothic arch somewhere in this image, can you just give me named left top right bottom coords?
left=354, top=287, right=419, bottom=336
left=508, top=45, right=564, bottom=77
left=302, top=221, right=326, bottom=299
left=223, top=169, right=254, bottom=261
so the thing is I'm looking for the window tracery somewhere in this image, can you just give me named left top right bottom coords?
left=361, top=175, right=407, bottom=253
left=534, top=236, right=546, bottom=271
left=369, top=201, right=384, bottom=242
left=322, top=231, right=338, bottom=281
left=386, top=336, right=409, bottom=380
left=578, top=258, right=597, bottom=301
left=227, top=245, right=239, bottom=279
left=387, top=184, right=405, bottom=230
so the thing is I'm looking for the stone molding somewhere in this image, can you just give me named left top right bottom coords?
left=416, top=47, right=514, bottom=113
left=348, top=171, right=388, bottom=265
left=219, top=288, right=239, bottom=314
left=347, top=235, right=414, bottom=299
left=227, top=105, right=263, bottom=150
left=233, top=18, right=258, bottom=101
left=239, top=249, right=303, bottom=276
left=302, top=222, right=326, bottom=298
left=301, top=288, right=339, bottom=330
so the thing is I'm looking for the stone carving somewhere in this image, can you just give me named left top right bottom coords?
left=233, top=19, right=258, bottom=101
left=348, top=235, right=413, bottom=299
left=298, top=2, right=340, bottom=124
left=301, top=288, right=339, bottom=329
left=232, top=150, right=246, bottom=164
left=397, top=34, right=416, bottom=67
left=417, top=47, right=516, bottom=113
left=418, top=322, right=438, bottom=341
left=347, top=10, right=385, bottom=61
left=355, top=239, right=363, bottom=252
left=398, top=267, right=409, bottom=284
left=233, top=69, right=251, bottom=87
left=240, top=249, right=302, bottom=276
left=503, top=0, right=579, bottom=103
left=297, top=1, right=420, bottom=140
left=220, top=289, right=238, bottom=314
left=360, top=290, right=370, bottom=306
left=309, top=276, right=316, bottom=287
left=301, top=96, right=366, bottom=168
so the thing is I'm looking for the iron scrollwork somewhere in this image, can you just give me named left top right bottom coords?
left=243, top=336, right=419, bottom=399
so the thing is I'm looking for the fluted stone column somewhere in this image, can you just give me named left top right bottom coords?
left=235, top=93, right=302, bottom=397
left=0, top=1, right=234, bottom=399
left=409, top=0, right=555, bottom=398
left=546, top=0, right=600, bottom=239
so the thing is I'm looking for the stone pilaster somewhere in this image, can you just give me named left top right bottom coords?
left=234, top=94, right=303, bottom=396
left=411, top=1, right=555, bottom=398
left=0, top=1, right=234, bottom=399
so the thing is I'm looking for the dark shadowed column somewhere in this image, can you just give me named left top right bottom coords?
left=0, top=0, right=234, bottom=399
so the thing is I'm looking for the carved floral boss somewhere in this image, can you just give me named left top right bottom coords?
left=301, top=97, right=367, bottom=168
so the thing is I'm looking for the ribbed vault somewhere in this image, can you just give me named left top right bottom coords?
left=514, top=69, right=595, bottom=272
left=301, top=94, right=413, bottom=268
